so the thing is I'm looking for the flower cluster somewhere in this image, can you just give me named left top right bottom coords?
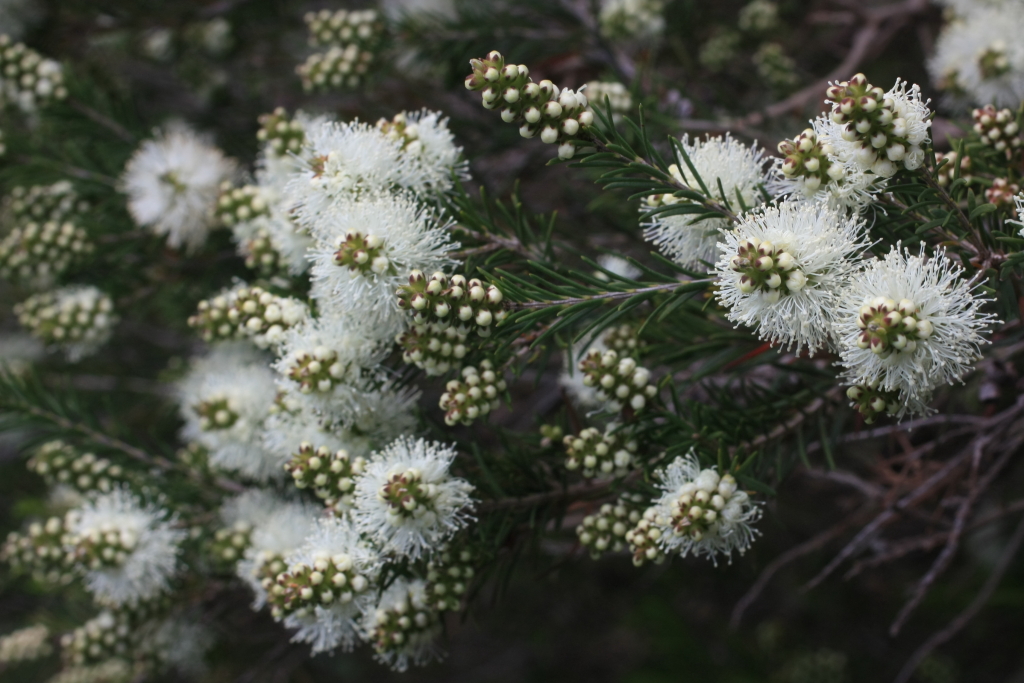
left=1, top=516, right=75, bottom=585
left=397, top=320, right=469, bottom=375
left=362, top=579, right=443, bottom=672
left=397, top=270, right=507, bottom=336
left=215, top=183, right=269, bottom=228
left=257, top=107, right=306, bottom=157
left=3, top=181, right=88, bottom=226
left=935, top=151, right=970, bottom=188
left=972, top=104, right=1021, bottom=153
left=27, top=441, right=125, bottom=495
left=0, top=35, right=66, bottom=112
left=14, top=285, right=117, bottom=361
left=187, top=284, right=308, bottom=350
left=563, top=426, right=638, bottom=478
left=465, top=51, right=594, bottom=159
left=439, top=360, right=507, bottom=426
left=298, top=9, right=383, bottom=92
left=576, top=493, right=645, bottom=559
left=284, top=442, right=367, bottom=511
left=577, top=348, right=658, bottom=415
left=424, top=544, right=476, bottom=611
left=0, top=219, right=93, bottom=288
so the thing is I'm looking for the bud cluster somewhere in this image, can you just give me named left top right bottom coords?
left=379, top=468, right=445, bottom=526
left=255, top=551, right=287, bottom=599
left=661, top=470, right=741, bottom=545
left=935, top=151, right=971, bottom=188
left=972, top=105, right=1021, bottom=153
left=777, top=128, right=843, bottom=194
left=584, top=81, right=632, bottom=121
left=27, top=440, right=125, bottom=495
left=425, top=546, right=475, bottom=612
left=856, top=296, right=932, bottom=357
left=397, top=270, right=507, bottom=337
left=985, top=177, right=1019, bottom=209
left=0, top=36, right=67, bottom=111
left=826, top=73, right=925, bottom=176
left=215, top=183, right=268, bottom=228
left=332, top=230, right=394, bottom=275
left=67, top=519, right=139, bottom=571
left=257, top=107, right=306, bottom=157
left=0, top=220, right=93, bottom=288
left=576, top=493, right=645, bottom=559
left=578, top=349, right=658, bottom=414
left=1, top=517, right=75, bottom=585
left=623, top=507, right=666, bottom=566
left=298, top=45, right=376, bottom=91
left=187, top=285, right=307, bottom=349
left=62, top=611, right=132, bottom=666
left=464, top=51, right=594, bottom=160
left=367, top=584, right=440, bottom=661
left=285, top=346, right=347, bottom=394
left=846, top=381, right=901, bottom=424
left=14, top=286, right=117, bottom=360
left=192, top=395, right=239, bottom=431
left=240, top=229, right=286, bottom=276
left=729, top=236, right=807, bottom=301
left=305, top=8, right=382, bottom=48
left=3, top=181, right=88, bottom=227
left=270, top=551, right=371, bottom=620
left=563, top=426, right=638, bottom=478
left=397, top=321, right=469, bottom=376
left=376, top=112, right=426, bottom=155
left=603, top=323, right=642, bottom=355
left=299, top=8, right=383, bottom=94
left=208, top=521, right=252, bottom=567
left=284, top=442, right=367, bottom=511
left=439, top=360, right=507, bottom=426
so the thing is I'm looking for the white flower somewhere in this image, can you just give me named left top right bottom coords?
left=14, top=285, right=117, bottom=362
left=352, top=436, right=475, bottom=559
left=237, top=496, right=319, bottom=609
left=768, top=115, right=885, bottom=213
left=121, top=124, right=237, bottom=252
left=177, top=342, right=282, bottom=481
left=361, top=578, right=443, bottom=671
left=379, top=109, right=468, bottom=193
left=261, top=406, right=373, bottom=468
left=308, top=191, right=457, bottom=339
left=929, top=5, right=1024, bottom=107
left=646, top=451, right=762, bottom=565
left=644, top=135, right=768, bottom=270
left=65, top=488, right=185, bottom=606
left=560, top=337, right=607, bottom=410
left=714, top=201, right=869, bottom=354
left=833, top=244, right=997, bottom=399
left=280, top=517, right=382, bottom=653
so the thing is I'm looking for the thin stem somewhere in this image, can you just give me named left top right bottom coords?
left=514, top=280, right=710, bottom=310
left=67, top=97, right=137, bottom=144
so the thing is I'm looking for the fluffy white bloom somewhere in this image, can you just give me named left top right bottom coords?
left=380, top=109, right=467, bottom=193
left=261, top=406, right=373, bottom=467
left=768, top=115, right=885, bottom=213
left=362, top=578, right=443, bottom=671
left=280, top=517, right=382, bottom=653
left=137, top=616, right=213, bottom=678
left=352, top=436, right=475, bottom=559
left=65, top=488, right=185, bottom=606
left=237, top=496, right=319, bottom=608
left=644, top=135, right=768, bottom=270
left=646, top=451, right=761, bottom=565
left=308, top=192, right=457, bottom=338
left=714, top=201, right=869, bottom=354
left=929, top=4, right=1024, bottom=107
left=560, top=337, right=607, bottom=410
left=834, top=245, right=996, bottom=400
left=121, top=124, right=237, bottom=251
left=177, top=343, right=282, bottom=481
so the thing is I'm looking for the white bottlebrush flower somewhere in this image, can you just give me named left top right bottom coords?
left=278, top=517, right=382, bottom=653
left=352, top=436, right=475, bottom=560
left=261, top=406, right=373, bottom=469
left=121, top=124, right=237, bottom=252
left=64, top=488, right=185, bottom=606
left=833, top=244, right=997, bottom=399
left=362, top=578, right=443, bottom=671
left=14, top=285, right=118, bottom=362
left=377, top=109, right=468, bottom=193
left=929, top=5, right=1024, bottom=107
left=237, top=496, right=320, bottom=609
left=714, top=201, right=869, bottom=354
left=644, top=135, right=768, bottom=270
left=646, top=450, right=762, bottom=565
left=177, top=342, right=282, bottom=481
left=272, top=312, right=392, bottom=424
left=308, top=191, right=457, bottom=338
left=768, top=115, right=885, bottom=213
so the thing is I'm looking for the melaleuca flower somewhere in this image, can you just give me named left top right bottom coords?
left=136, top=615, right=213, bottom=678
left=560, top=337, right=608, bottom=410
left=188, top=283, right=309, bottom=350
left=2, top=180, right=88, bottom=228
left=64, top=488, right=186, bottom=606
left=0, top=36, right=66, bottom=113
left=376, top=110, right=468, bottom=192
left=833, top=244, right=996, bottom=402
left=272, top=313, right=393, bottom=425
left=929, top=5, right=1024, bottom=107
left=275, top=517, right=381, bottom=653
left=361, top=578, right=443, bottom=671
left=261, top=405, right=373, bottom=473
left=645, top=451, right=762, bottom=565
left=177, top=343, right=282, bottom=481
left=285, top=119, right=428, bottom=226
left=14, top=285, right=117, bottom=361
left=308, top=191, right=457, bottom=338
left=0, top=624, right=51, bottom=664
left=714, top=201, right=869, bottom=354
left=236, top=495, right=319, bottom=610
left=598, top=0, right=666, bottom=41
left=644, top=135, right=768, bottom=270
left=768, top=114, right=885, bottom=212
left=121, top=124, right=238, bottom=252
left=351, top=436, right=475, bottom=560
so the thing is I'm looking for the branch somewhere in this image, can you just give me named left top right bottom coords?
left=67, top=97, right=137, bottom=144
left=513, top=280, right=710, bottom=310
left=477, top=470, right=642, bottom=512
